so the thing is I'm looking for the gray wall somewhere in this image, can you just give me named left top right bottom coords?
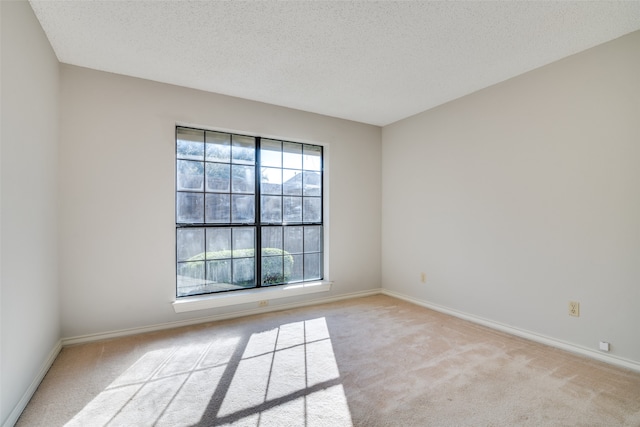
left=59, top=65, right=382, bottom=338
left=1, top=1, right=60, bottom=425
left=382, top=30, right=640, bottom=364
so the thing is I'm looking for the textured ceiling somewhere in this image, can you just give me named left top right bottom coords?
left=29, top=1, right=640, bottom=126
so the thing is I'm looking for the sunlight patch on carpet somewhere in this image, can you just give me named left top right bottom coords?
left=63, top=318, right=352, bottom=426
left=217, top=318, right=352, bottom=426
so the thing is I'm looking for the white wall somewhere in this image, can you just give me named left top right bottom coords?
left=59, top=65, right=381, bottom=338
left=0, top=1, right=60, bottom=425
left=382, top=31, right=640, bottom=364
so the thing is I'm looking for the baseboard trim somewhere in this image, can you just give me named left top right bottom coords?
left=62, top=288, right=383, bottom=346
left=381, top=289, right=640, bottom=373
left=3, top=339, right=62, bottom=427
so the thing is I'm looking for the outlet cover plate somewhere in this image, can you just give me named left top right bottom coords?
left=569, top=301, right=580, bottom=317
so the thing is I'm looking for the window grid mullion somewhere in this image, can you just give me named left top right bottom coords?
left=255, top=137, right=262, bottom=287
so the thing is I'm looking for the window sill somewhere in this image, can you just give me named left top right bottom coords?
left=172, top=281, right=332, bottom=313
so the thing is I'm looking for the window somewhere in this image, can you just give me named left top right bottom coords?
left=176, top=127, right=323, bottom=297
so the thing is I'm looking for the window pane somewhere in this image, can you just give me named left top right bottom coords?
left=205, top=194, right=230, bottom=223
left=304, top=226, right=322, bottom=252
left=262, top=227, right=283, bottom=253
left=261, top=195, right=282, bottom=223
left=262, top=256, right=283, bottom=285
left=177, top=160, right=204, bottom=191
left=284, top=226, right=303, bottom=254
left=232, top=165, right=255, bottom=194
left=177, top=261, right=205, bottom=297
left=233, top=227, right=255, bottom=253
left=207, top=260, right=231, bottom=285
left=283, top=196, right=302, bottom=223
left=303, top=197, right=321, bottom=223
left=304, top=253, right=321, bottom=281
left=261, top=167, right=282, bottom=195
left=206, top=228, right=231, bottom=254
left=283, top=170, right=302, bottom=195
left=177, top=228, right=204, bottom=261
left=303, top=145, right=322, bottom=171
left=177, top=128, right=204, bottom=160
left=205, top=131, right=230, bottom=162
left=283, top=251, right=294, bottom=282
left=233, top=258, right=255, bottom=286
left=206, top=163, right=230, bottom=192
left=303, top=171, right=321, bottom=196
left=216, top=228, right=255, bottom=287
left=232, top=135, right=255, bottom=165
left=289, top=254, right=303, bottom=282
left=283, top=142, right=302, bottom=169
left=232, top=195, right=255, bottom=223
left=261, top=139, right=282, bottom=168
left=177, top=192, right=204, bottom=223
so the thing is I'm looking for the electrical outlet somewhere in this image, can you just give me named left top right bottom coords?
left=258, top=300, right=269, bottom=307
left=420, top=272, right=427, bottom=283
left=599, top=341, right=610, bottom=352
left=568, top=301, right=580, bottom=317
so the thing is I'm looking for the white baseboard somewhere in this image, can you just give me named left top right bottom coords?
left=382, top=289, right=640, bottom=373
left=3, top=340, right=62, bottom=427
left=62, top=288, right=383, bottom=346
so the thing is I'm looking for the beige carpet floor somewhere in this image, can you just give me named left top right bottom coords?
left=16, top=295, right=640, bottom=426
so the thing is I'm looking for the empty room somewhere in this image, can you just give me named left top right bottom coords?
left=2, top=1, right=640, bottom=426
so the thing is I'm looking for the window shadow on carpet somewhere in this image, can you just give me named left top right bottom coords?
left=63, top=317, right=353, bottom=426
